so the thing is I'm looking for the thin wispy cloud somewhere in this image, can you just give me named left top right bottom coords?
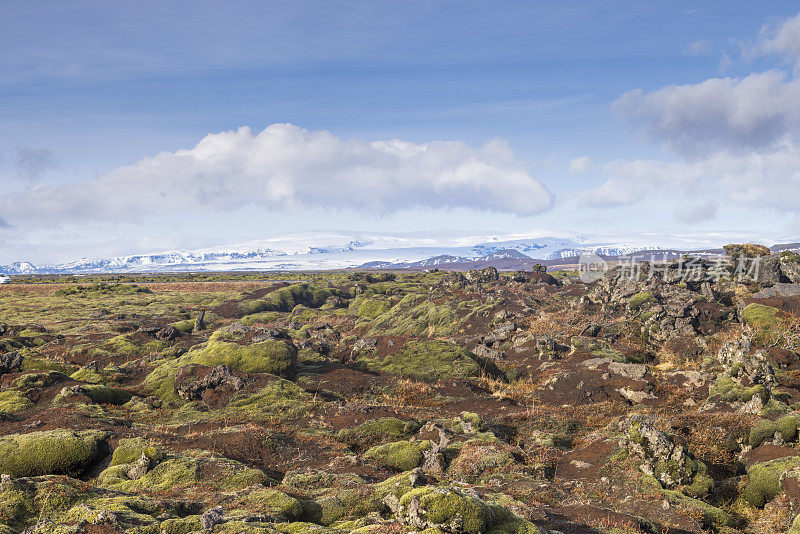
left=14, top=146, right=58, bottom=183
left=568, top=156, right=594, bottom=173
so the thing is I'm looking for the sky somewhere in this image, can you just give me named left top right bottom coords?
left=2, top=1, right=800, bottom=264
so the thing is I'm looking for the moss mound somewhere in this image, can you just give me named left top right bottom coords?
left=0, top=390, right=34, bottom=414
left=710, top=375, right=768, bottom=405
left=749, top=419, right=779, bottom=448
left=302, top=487, right=383, bottom=526
left=742, top=456, right=800, bottom=508
left=0, top=429, right=107, bottom=477
left=628, top=291, right=655, bottom=311
left=337, top=417, right=421, bottom=449
left=777, top=415, right=799, bottom=442
left=144, top=339, right=297, bottom=402
left=98, top=457, right=199, bottom=492
left=110, top=437, right=166, bottom=466
left=241, top=283, right=335, bottom=315
left=366, top=295, right=460, bottom=337
left=357, top=299, right=392, bottom=320
left=362, top=340, right=483, bottom=381
left=362, top=440, right=431, bottom=471
left=724, top=243, right=771, bottom=257
left=742, top=303, right=781, bottom=329
left=241, top=487, right=304, bottom=520
left=398, top=486, right=492, bottom=534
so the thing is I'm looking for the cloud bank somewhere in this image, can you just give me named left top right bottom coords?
left=0, top=124, right=552, bottom=227
left=614, top=71, right=800, bottom=155
left=582, top=10, right=800, bottom=220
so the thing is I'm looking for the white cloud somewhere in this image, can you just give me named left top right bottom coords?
left=752, top=11, right=800, bottom=70
left=606, top=15, right=800, bottom=216
left=685, top=40, right=713, bottom=57
left=581, top=141, right=800, bottom=212
left=614, top=70, right=800, bottom=156
left=0, top=124, right=552, bottom=227
left=568, top=156, right=594, bottom=173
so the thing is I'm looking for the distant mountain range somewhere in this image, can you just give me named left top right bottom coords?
left=1, top=232, right=797, bottom=274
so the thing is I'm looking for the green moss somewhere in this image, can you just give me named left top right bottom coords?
left=0, top=429, right=107, bottom=477
left=20, top=358, right=76, bottom=374
left=710, top=375, right=768, bottom=404
left=790, top=513, right=800, bottom=534
left=110, top=437, right=166, bottom=466
left=628, top=291, right=655, bottom=311
left=361, top=340, right=483, bottom=381
left=159, top=516, right=203, bottom=534
left=336, top=417, right=421, bottom=448
left=144, top=339, right=297, bottom=403
left=742, top=303, right=780, bottom=329
left=366, top=294, right=459, bottom=337
left=777, top=415, right=799, bottom=442
left=67, top=494, right=163, bottom=527
left=0, top=389, right=33, bottom=413
left=742, top=456, right=800, bottom=508
left=302, top=488, right=382, bottom=526
left=659, top=487, right=732, bottom=527
left=685, top=473, right=714, bottom=499
left=486, top=505, right=540, bottom=534
left=222, top=466, right=271, bottom=489
left=187, top=340, right=298, bottom=375
left=103, top=333, right=144, bottom=355
left=356, top=299, right=392, bottom=320
left=224, top=379, right=312, bottom=420
left=282, top=469, right=337, bottom=494
left=170, top=319, right=195, bottom=334
left=749, top=420, right=779, bottom=448
left=399, top=487, right=492, bottom=534
left=242, top=488, right=304, bottom=520
left=211, top=520, right=276, bottom=533
left=54, top=283, right=152, bottom=296
left=69, top=367, right=105, bottom=384
left=454, top=412, right=485, bottom=433
left=98, top=457, right=199, bottom=493
left=724, top=243, right=771, bottom=257
left=0, top=488, right=36, bottom=527
left=373, top=470, right=418, bottom=501
left=362, top=440, right=431, bottom=471
left=241, top=284, right=334, bottom=315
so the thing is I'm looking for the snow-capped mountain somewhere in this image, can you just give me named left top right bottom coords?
left=0, top=230, right=756, bottom=274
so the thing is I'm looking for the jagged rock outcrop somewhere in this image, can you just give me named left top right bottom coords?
left=176, top=364, right=244, bottom=401
left=465, top=267, right=499, bottom=284
left=0, top=350, right=23, bottom=375
left=621, top=415, right=712, bottom=495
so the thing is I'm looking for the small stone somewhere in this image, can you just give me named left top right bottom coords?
left=127, top=452, right=150, bottom=480
left=201, top=506, right=224, bottom=531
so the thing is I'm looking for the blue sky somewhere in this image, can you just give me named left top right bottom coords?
left=2, top=1, right=800, bottom=263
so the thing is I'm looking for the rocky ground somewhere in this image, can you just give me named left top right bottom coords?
left=1, top=246, right=800, bottom=533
